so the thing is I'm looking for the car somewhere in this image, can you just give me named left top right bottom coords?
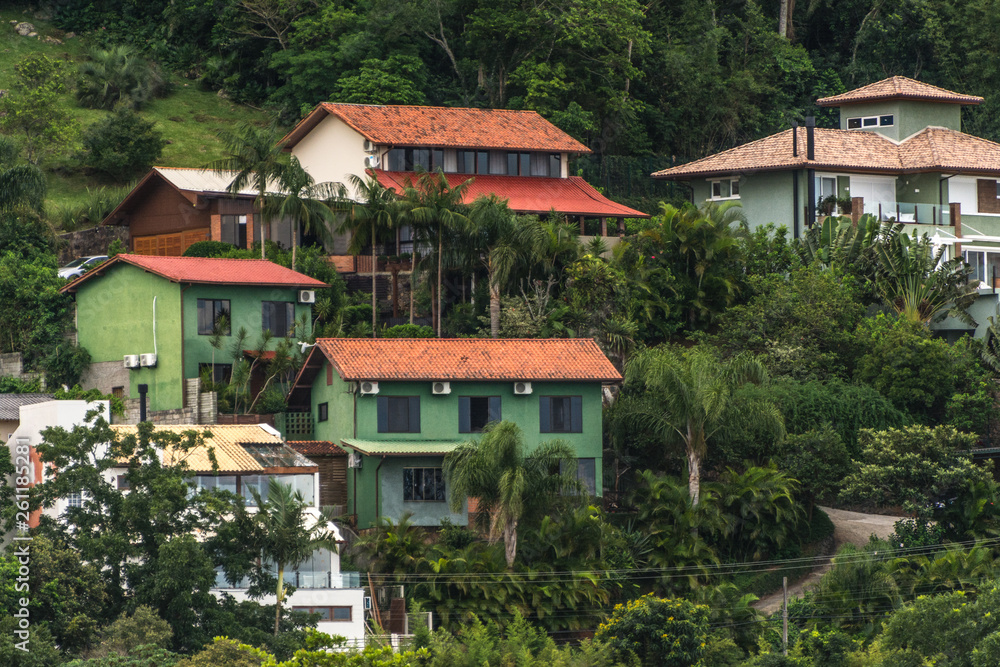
left=58, top=255, right=108, bottom=280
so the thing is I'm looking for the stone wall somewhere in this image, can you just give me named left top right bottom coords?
left=79, top=360, right=130, bottom=398
left=114, top=378, right=218, bottom=425
left=57, top=226, right=129, bottom=264
left=0, top=352, right=44, bottom=387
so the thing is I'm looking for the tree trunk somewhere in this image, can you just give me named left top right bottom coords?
left=258, top=195, right=267, bottom=259
left=503, top=517, right=518, bottom=568
left=437, top=221, right=443, bottom=337
left=410, top=249, right=418, bottom=325
left=291, top=220, right=298, bottom=271
left=372, top=220, right=377, bottom=337
left=274, top=564, right=284, bottom=635
left=687, top=447, right=701, bottom=506
left=490, top=275, right=500, bottom=338
left=779, top=0, right=796, bottom=39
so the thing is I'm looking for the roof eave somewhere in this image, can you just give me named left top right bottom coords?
left=817, top=95, right=982, bottom=107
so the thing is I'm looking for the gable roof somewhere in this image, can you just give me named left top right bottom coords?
left=652, top=126, right=1000, bottom=179
left=319, top=338, right=620, bottom=381
left=282, top=103, right=590, bottom=153
left=816, top=77, right=982, bottom=107
left=0, top=394, right=53, bottom=421
left=61, top=254, right=327, bottom=293
left=373, top=171, right=648, bottom=218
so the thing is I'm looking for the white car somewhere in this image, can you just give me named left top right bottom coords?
left=58, top=255, right=108, bottom=280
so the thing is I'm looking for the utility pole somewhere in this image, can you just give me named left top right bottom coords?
left=782, top=576, right=789, bottom=656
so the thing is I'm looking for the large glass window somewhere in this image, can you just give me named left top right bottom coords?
left=459, top=396, right=501, bottom=433
left=262, top=301, right=295, bottom=337
left=964, top=249, right=1000, bottom=286
left=220, top=214, right=248, bottom=248
left=403, top=468, right=445, bottom=501
left=197, top=299, right=230, bottom=335
left=377, top=396, right=420, bottom=433
left=388, top=148, right=444, bottom=172
left=199, top=362, right=232, bottom=384
left=540, top=396, right=583, bottom=433
left=476, top=151, right=490, bottom=174
left=458, top=150, right=476, bottom=174
left=548, top=153, right=561, bottom=177
left=560, top=458, right=597, bottom=495
left=197, top=475, right=238, bottom=494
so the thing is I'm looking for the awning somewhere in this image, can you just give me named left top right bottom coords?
left=340, top=438, right=466, bottom=456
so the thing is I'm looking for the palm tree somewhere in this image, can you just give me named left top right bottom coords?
left=76, top=45, right=166, bottom=110
left=211, top=121, right=289, bottom=259
left=262, top=157, right=336, bottom=270
left=244, top=478, right=337, bottom=635
left=398, top=169, right=471, bottom=337
left=331, top=175, right=401, bottom=336
left=444, top=420, right=576, bottom=568
left=466, top=196, right=547, bottom=337
left=622, top=346, right=784, bottom=505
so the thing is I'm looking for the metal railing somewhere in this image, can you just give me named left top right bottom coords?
left=874, top=201, right=950, bottom=225
left=214, top=570, right=362, bottom=590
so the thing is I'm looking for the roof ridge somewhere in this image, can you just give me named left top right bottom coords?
left=322, top=102, right=544, bottom=115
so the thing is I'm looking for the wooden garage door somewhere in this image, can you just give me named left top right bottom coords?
left=133, top=228, right=210, bottom=256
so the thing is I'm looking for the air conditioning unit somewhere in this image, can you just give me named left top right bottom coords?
left=123, top=355, right=140, bottom=369
left=432, top=381, right=451, bottom=395
left=139, top=353, right=157, bottom=367
left=348, top=451, right=363, bottom=469
left=363, top=139, right=377, bottom=153
left=359, top=381, right=379, bottom=395
left=513, top=381, right=533, bottom=395
left=364, top=155, right=380, bottom=169
left=298, top=290, right=316, bottom=304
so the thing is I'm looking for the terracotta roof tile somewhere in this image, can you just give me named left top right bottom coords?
left=374, top=171, right=648, bottom=218
left=653, top=126, right=1000, bottom=179
left=314, top=338, right=622, bottom=382
left=817, top=77, right=982, bottom=107
left=283, top=103, right=590, bottom=153
left=62, top=254, right=327, bottom=293
left=288, top=440, right=347, bottom=456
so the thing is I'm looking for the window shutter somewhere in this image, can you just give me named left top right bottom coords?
left=571, top=396, right=583, bottom=433
left=489, top=396, right=501, bottom=423
left=377, top=397, right=388, bottom=432
left=409, top=397, right=421, bottom=433
left=326, top=364, right=333, bottom=386
left=540, top=397, right=551, bottom=433
left=458, top=397, right=471, bottom=433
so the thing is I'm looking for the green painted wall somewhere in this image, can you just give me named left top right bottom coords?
left=74, top=265, right=184, bottom=411
left=181, top=284, right=312, bottom=382
left=310, top=369, right=605, bottom=527
left=692, top=172, right=800, bottom=233
left=835, top=101, right=960, bottom=140
left=896, top=172, right=942, bottom=205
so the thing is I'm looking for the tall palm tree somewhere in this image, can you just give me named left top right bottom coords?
left=467, top=196, right=547, bottom=337
left=332, top=175, right=401, bottom=336
left=262, top=157, right=336, bottom=270
left=244, top=479, right=336, bottom=635
left=398, top=169, right=471, bottom=337
left=211, top=121, right=289, bottom=259
left=622, top=346, right=784, bottom=505
left=444, top=420, right=576, bottom=568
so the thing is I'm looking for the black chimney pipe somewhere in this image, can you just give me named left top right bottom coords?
left=792, top=120, right=798, bottom=157
left=805, top=116, right=816, bottom=161
left=138, top=384, right=148, bottom=422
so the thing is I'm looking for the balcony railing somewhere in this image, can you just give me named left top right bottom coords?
left=215, top=570, right=362, bottom=590
left=871, top=201, right=950, bottom=226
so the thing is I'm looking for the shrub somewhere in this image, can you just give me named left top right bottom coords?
left=780, top=426, right=852, bottom=515
left=77, top=45, right=169, bottom=111
left=382, top=323, right=434, bottom=338
left=81, top=108, right=166, bottom=182
left=595, top=594, right=710, bottom=666
left=183, top=240, right=239, bottom=258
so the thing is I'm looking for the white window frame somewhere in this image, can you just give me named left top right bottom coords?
left=846, top=114, right=894, bottom=130
left=961, top=246, right=1000, bottom=288
left=708, top=177, right=741, bottom=201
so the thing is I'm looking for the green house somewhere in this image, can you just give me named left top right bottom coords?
left=653, top=76, right=1000, bottom=339
left=62, top=254, right=326, bottom=413
left=285, top=338, right=622, bottom=528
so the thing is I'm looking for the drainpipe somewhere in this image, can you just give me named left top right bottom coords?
left=374, top=455, right=387, bottom=521
left=138, top=384, right=148, bottom=422
left=805, top=117, right=816, bottom=227
left=792, top=172, right=800, bottom=239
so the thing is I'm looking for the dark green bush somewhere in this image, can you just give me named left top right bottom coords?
left=183, top=240, right=240, bottom=258
left=80, top=108, right=166, bottom=182
left=382, top=323, right=434, bottom=338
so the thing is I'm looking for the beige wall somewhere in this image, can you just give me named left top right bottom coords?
left=291, top=115, right=369, bottom=199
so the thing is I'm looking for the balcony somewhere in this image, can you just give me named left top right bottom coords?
left=869, top=201, right=950, bottom=226
left=215, top=570, right=362, bottom=590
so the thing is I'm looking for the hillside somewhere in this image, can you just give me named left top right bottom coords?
left=0, top=8, right=271, bottom=213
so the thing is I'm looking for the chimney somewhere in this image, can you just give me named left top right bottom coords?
left=792, top=120, right=798, bottom=157
left=805, top=116, right=816, bottom=161
left=138, top=384, right=148, bottom=423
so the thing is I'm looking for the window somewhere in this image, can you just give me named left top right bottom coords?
left=477, top=151, right=490, bottom=175
left=710, top=179, right=740, bottom=200
left=262, top=301, right=295, bottom=337
left=199, top=363, right=232, bottom=384
left=377, top=396, right=420, bottom=433
left=197, top=475, right=238, bottom=494
left=507, top=152, right=532, bottom=175
left=112, top=386, right=125, bottom=399
left=388, top=148, right=445, bottom=172
left=403, top=468, right=445, bottom=501
left=220, top=214, right=248, bottom=248
left=963, top=250, right=1000, bottom=285
left=847, top=115, right=893, bottom=130
left=117, top=475, right=130, bottom=490
left=458, top=150, right=476, bottom=174
left=548, top=153, right=561, bottom=177
left=197, top=299, right=231, bottom=335
left=560, top=458, right=596, bottom=495
left=712, top=181, right=724, bottom=198
left=293, top=606, right=352, bottom=621
left=66, top=492, right=82, bottom=508
left=317, top=402, right=328, bottom=422
left=730, top=179, right=740, bottom=197
left=540, top=396, right=583, bottom=433
left=459, top=396, right=501, bottom=433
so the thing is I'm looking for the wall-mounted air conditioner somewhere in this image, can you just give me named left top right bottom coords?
left=359, top=381, right=379, bottom=395
left=432, top=381, right=451, bottom=395
left=298, top=290, right=316, bottom=304
left=363, top=139, right=377, bottom=153
left=513, top=381, right=533, bottom=395
left=348, top=451, right=363, bottom=469
left=139, top=353, right=157, bottom=367
left=124, top=355, right=140, bottom=369
left=364, top=155, right=380, bottom=169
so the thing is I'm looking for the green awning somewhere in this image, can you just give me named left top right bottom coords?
left=340, top=438, right=466, bottom=456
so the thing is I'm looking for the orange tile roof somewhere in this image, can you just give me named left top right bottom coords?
left=282, top=103, right=590, bottom=153
left=652, top=126, right=1000, bottom=179
left=288, top=440, right=346, bottom=456
left=374, top=171, right=648, bottom=218
left=816, top=76, right=982, bottom=107
left=312, top=338, right=621, bottom=382
left=61, top=254, right=328, bottom=293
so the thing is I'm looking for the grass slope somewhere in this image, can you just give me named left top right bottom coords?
left=0, top=9, right=273, bottom=212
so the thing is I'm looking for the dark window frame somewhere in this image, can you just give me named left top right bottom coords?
left=197, top=299, right=231, bottom=336
left=403, top=467, right=446, bottom=502
left=262, top=301, right=296, bottom=338
left=317, top=402, right=329, bottom=422
left=377, top=396, right=421, bottom=433
left=459, top=396, right=501, bottom=433
left=199, top=362, right=232, bottom=384
left=540, top=396, right=583, bottom=433
left=220, top=214, right=248, bottom=248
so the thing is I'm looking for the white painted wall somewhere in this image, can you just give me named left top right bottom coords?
left=217, top=587, right=366, bottom=647
left=950, top=176, right=979, bottom=214
left=291, top=115, right=369, bottom=199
